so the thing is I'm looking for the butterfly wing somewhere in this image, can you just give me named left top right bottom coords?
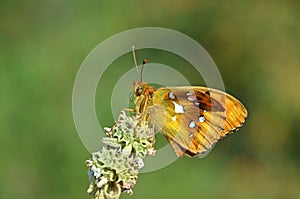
left=148, top=86, right=247, bottom=157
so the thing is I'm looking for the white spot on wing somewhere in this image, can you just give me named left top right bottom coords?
left=189, top=120, right=196, bottom=128
left=199, top=115, right=205, bottom=122
left=172, top=102, right=185, bottom=113
left=187, top=95, right=197, bottom=101
left=169, top=92, right=175, bottom=99
left=172, top=116, right=176, bottom=121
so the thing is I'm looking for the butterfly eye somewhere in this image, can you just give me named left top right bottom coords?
left=135, top=86, right=143, bottom=96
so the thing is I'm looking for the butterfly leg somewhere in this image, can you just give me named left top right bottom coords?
left=122, top=108, right=136, bottom=113
left=140, top=97, right=150, bottom=121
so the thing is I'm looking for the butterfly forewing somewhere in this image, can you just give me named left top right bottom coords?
left=148, top=86, right=247, bottom=157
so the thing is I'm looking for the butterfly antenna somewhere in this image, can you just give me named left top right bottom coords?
left=140, top=59, right=147, bottom=82
left=132, top=46, right=139, bottom=75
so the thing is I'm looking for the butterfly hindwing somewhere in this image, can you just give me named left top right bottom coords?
left=148, top=86, right=247, bottom=157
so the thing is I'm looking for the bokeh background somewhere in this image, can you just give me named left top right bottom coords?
left=1, top=1, right=300, bottom=199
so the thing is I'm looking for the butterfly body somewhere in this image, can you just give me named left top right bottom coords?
left=133, top=81, right=247, bottom=157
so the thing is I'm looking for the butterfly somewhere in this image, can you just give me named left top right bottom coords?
left=130, top=47, right=247, bottom=157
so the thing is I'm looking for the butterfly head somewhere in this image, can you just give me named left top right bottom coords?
left=132, top=81, right=155, bottom=116
left=133, top=81, right=154, bottom=97
left=133, top=81, right=145, bottom=96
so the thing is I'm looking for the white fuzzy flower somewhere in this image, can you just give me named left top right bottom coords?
left=104, top=127, right=111, bottom=132
left=136, top=158, right=144, bottom=169
left=97, top=177, right=108, bottom=188
left=147, top=148, right=156, bottom=156
left=86, top=160, right=93, bottom=166
left=91, top=165, right=101, bottom=178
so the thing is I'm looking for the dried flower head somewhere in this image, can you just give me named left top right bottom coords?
left=86, top=111, right=155, bottom=199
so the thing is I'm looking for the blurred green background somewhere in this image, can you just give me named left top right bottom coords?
left=1, top=0, right=300, bottom=199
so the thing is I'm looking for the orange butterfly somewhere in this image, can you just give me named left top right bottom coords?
left=131, top=47, right=247, bottom=157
